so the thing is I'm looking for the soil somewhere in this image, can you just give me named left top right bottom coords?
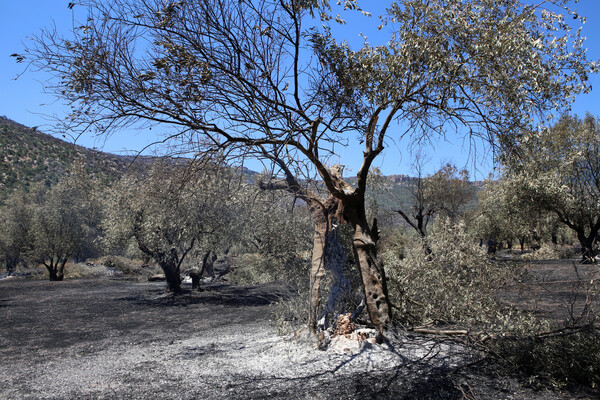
left=497, top=256, right=600, bottom=324
left=0, top=263, right=598, bottom=399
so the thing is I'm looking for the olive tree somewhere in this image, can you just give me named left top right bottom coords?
left=396, top=162, right=474, bottom=239
left=504, top=114, right=600, bottom=261
left=103, top=161, right=239, bottom=291
left=29, top=171, right=99, bottom=281
left=21, top=0, right=597, bottom=333
left=0, top=190, right=33, bottom=274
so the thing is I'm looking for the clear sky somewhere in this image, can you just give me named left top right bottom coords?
left=2, top=1, right=600, bottom=179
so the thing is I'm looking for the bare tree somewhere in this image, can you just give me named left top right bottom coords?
left=21, top=0, right=597, bottom=333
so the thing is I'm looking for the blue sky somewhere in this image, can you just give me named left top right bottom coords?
left=2, top=1, right=599, bottom=179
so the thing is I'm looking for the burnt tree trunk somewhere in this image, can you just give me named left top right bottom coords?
left=307, top=196, right=347, bottom=334
left=318, top=224, right=350, bottom=330
left=344, top=200, right=392, bottom=335
left=308, top=205, right=328, bottom=334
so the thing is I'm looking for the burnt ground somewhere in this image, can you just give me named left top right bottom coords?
left=497, top=256, right=600, bottom=324
left=0, top=266, right=598, bottom=399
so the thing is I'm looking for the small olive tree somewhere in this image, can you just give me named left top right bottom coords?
left=0, top=189, right=33, bottom=274
left=396, top=162, right=474, bottom=239
left=29, top=171, right=99, bottom=281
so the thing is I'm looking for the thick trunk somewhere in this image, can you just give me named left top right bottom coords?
left=345, top=202, right=392, bottom=334
left=45, top=258, right=65, bottom=281
left=47, top=263, right=64, bottom=281
left=200, top=250, right=217, bottom=279
left=577, top=230, right=597, bottom=263
left=162, top=263, right=182, bottom=292
left=309, top=219, right=327, bottom=334
left=519, top=237, right=526, bottom=252
left=318, top=224, right=350, bottom=331
left=5, top=256, right=18, bottom=275
left=307, top=196, right=350, bottom=334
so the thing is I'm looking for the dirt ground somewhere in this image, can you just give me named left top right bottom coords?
left=0, top=265, right=598, bottom=399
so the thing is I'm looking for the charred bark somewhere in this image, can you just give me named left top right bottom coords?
left=343, top=201, right=392, bottom=334
left=318, top=224, right=350, bottom=331
left=45, top=258, right=66, bottom=281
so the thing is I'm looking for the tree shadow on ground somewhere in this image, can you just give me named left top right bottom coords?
left=119, top=283, right=291, bottom=308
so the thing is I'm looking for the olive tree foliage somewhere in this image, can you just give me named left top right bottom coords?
left=0, top=190, right=33, bottom=274
left=229, top=186, right=314, bottom=285
left=472, top=175, right=571, bottom=253
left=21, top=0, right=597, bottom=332
left=243, top=188, right=313, bottom=258
left=103, top=161, right=241, bottom=291
left=470, top=177, right=539, bottom=252
left=503, top=114, right=600, bottom=261
left=29, top=170, right=101, bottom=281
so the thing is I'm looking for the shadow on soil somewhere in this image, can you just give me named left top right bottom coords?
left=120, top=283, right=291, bottom=307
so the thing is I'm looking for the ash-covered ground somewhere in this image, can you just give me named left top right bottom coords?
left=0, top=277, right=591, bottom=399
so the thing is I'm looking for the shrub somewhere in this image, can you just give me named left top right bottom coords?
left=490, top=325, right=600, bottom=389
left=228, top=253, right=309, bottom=288
left=384, top=219, right=517, bottom=327
left=520, top=243, right=577, bottom=261
left=63, top=261, right=107, bottom=279
left=101, top=255, right=156, bottom=277
left=272, top=287, right=310, bottom=336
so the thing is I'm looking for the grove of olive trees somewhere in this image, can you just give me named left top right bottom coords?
left=503, top=114, right=600, bottom=261
left=18, top=0, right=597, bottom=335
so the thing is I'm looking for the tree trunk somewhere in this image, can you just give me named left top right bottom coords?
left=200, top=250, right=217, bottom=279
left=162, top=263, right=182, bottom=292
left=577, top=230, right=597, bottom=263
left=46, top=260, right=64, bottom=281
left=307, top=196, right=352, bottom=334
left=519, top=237, right=526, bottom=252
left=344, top=201, right=392, bottom=335
left=308, top=203, right=329, bottom=334
left=318, top=224, right=350, bottom=331
left=5, top=256, right=18, bottom=275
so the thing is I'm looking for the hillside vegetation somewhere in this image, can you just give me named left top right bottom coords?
left=0, top=116, right=154, bottom=203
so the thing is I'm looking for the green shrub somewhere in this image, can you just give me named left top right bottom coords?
left=384, top=219, right=517, bottom=327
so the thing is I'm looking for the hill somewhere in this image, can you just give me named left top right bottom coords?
left=0, top=116, right=478, bottom=210
left=0, top=116, right=163, bottom=202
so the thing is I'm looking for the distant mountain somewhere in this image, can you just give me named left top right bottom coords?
left=0, top=116, right=158, bottom=202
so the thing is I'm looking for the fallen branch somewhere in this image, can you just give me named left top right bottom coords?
left=407, top=326, right=468, bottom=336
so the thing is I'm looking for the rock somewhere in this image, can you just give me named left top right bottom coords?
left=148, top=274, right=166, bottom=282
